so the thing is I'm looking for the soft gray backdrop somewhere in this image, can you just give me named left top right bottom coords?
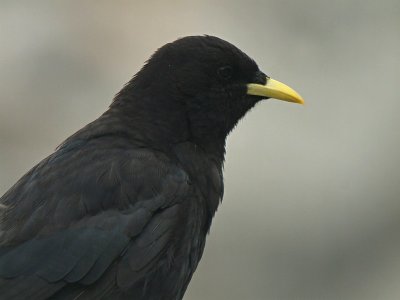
left=1, top=1, right=400, bottom=299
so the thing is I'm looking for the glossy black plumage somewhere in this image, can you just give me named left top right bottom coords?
left=0, top=36, right=268, bottom=299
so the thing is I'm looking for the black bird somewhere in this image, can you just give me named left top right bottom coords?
left=0, top=36, right=304, bottom=300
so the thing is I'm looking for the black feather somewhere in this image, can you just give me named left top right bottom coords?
left=0, top=35, right=271, bottom=299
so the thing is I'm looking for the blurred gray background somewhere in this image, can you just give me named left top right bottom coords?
left=1, top=1, right=400, bottom=299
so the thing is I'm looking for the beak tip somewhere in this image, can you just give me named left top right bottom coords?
left=297, top=98, right=305, bottom=105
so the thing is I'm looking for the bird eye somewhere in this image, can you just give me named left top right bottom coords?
left=217, top=66, right=233, bottom=80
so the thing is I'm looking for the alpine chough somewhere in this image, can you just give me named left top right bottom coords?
left=0, top=35, right=304, bottom=300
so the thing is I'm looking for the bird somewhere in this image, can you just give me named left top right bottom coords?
left=0, top=35, right=304, bottom=300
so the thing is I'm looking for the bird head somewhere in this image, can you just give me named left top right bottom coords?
left=113, top=36, right=304, bottom=151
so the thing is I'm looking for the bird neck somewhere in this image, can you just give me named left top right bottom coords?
left=105, top=87, right=227, bottom=165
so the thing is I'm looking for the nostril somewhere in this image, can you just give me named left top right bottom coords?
left=253, top=71, right=268, bottom=85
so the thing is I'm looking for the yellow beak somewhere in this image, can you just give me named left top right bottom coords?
left=247, top=78, right=304, bottom=105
